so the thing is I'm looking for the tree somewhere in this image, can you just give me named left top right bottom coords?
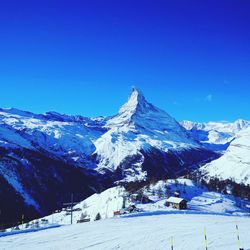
left=146, top=185, right=151, bottom=192
left=82, top=202, right=87, bottom=209
left=122, top=196, right=126, bottom=209
left=95, top=213, right=101, bottom=221
left=34, top=220, right=40, bottom=228
left=174, top=179, right=179, bottom=187
left=80, top=212, right=87, bottom=220
left=157, top=187, right=164, bottom=199
left=0, top=225, right=6, bottom=232
left=151, top=189, right=156, bottom=196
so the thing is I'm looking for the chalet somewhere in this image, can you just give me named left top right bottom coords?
left=165, top=197, right=187, bottom=210
left=113, top=211, right=121, bottom=216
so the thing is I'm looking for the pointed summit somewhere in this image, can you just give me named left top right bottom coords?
left=118, top=87, right=151, bottom=115
left=107, top=88, right=188, bottom=137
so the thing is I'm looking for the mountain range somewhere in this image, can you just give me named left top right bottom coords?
left=0, top=88, right=249, bottom=225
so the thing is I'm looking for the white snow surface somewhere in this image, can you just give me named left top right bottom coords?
left=0, top=108, right=103, bottom=166
left=28, top=186, right=127, bottom=226
left=200, top=127, right=250, bottom=185
left=1, top=180, right=250, bottom=250
left=181, top=119, right=250, bottom=145
left=1, top=214, right=250, bottom=250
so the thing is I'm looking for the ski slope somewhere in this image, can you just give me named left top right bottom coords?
left=1, top=181, right=249, bottom=250
left=0, top=213, right=249, bottom=250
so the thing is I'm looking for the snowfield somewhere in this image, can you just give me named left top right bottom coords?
left=1, top=180, right=250, bottom=249
left=181, top=119, right=250, bottom=145
left=200, top=127, right=250, bottom=184
left=0, top=213, right=250, bottom=250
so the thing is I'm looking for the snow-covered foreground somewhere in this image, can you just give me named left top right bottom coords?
left=0, top=213, right=249, bottom=250
left=1, top=181, right=250, bottom=249
left=30, top=179, right=249, bottom=227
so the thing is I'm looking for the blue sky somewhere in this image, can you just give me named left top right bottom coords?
left=0, top=0, right=249, bottom=122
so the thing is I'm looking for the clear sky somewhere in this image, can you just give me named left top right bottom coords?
left=0, top=0, right=249, bottom=122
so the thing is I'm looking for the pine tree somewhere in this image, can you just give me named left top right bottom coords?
left=35, top=220, right=39, bottom=228
left=157, top=187, right=163, bottom=198
left=95, top=213, right=101, bottom=221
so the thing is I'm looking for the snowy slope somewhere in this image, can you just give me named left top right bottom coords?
left=94, top=88, right=217, bottom=181
left=0, top=108, right=105, bottom=166
left=181, top=119, right=250, bottom=148
left=0, top=108, right=110, bottom=227
left=2, top=179, right=250, bottom=250
left=200, top=127, right=250, bottom=185
left=40, top=186, right=127, bottom=224
left=1, top=213, right=250, bottom=250
left=139, top=178, right=249, bottom=215
left=33, top=179, right=249, bottom=228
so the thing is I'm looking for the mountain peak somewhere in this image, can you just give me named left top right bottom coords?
left=118, top=87, right=155, bottom=115
left=130, top=87, right=144, bottom=99
left=107, top=88, right=189, bottom=138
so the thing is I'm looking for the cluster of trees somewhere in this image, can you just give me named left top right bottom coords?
left=186, top=171, right=250, bottom=201
left=200, top=177, right=250, bottom=200
left=122, top=180, right=150, bottom=193
left=122, top=178, right=185, bottom=203
left=123, top=173, right=250, bottom=203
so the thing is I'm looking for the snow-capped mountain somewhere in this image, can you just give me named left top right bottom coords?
left=180, top=119, right=250, bottom=151
left=0, top=108, right=106, bottom=166
left=0, top=88, right=242, bottom=225
left=200, top=127, right=250, bottom=185
left=93, top=88, right=218, bottom=181
left=0, top=108, right=110, bottom=228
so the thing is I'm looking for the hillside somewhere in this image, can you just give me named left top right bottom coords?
left=24, top=179, right=249, bottom=226
left=200, top=127, right=250, bottom=185
left=1, top=213, right=249, bottom=250
left=181, top=119, right=250, bottom=151
left=1, top=179, right=249, bottom=250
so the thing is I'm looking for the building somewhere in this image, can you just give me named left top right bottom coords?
left=165, top=197, right=187, bottom=210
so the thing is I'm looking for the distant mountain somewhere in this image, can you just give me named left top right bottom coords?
left=180, top=119, right=250, bottom=151
left=199, top=127, right=250, bottom=185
